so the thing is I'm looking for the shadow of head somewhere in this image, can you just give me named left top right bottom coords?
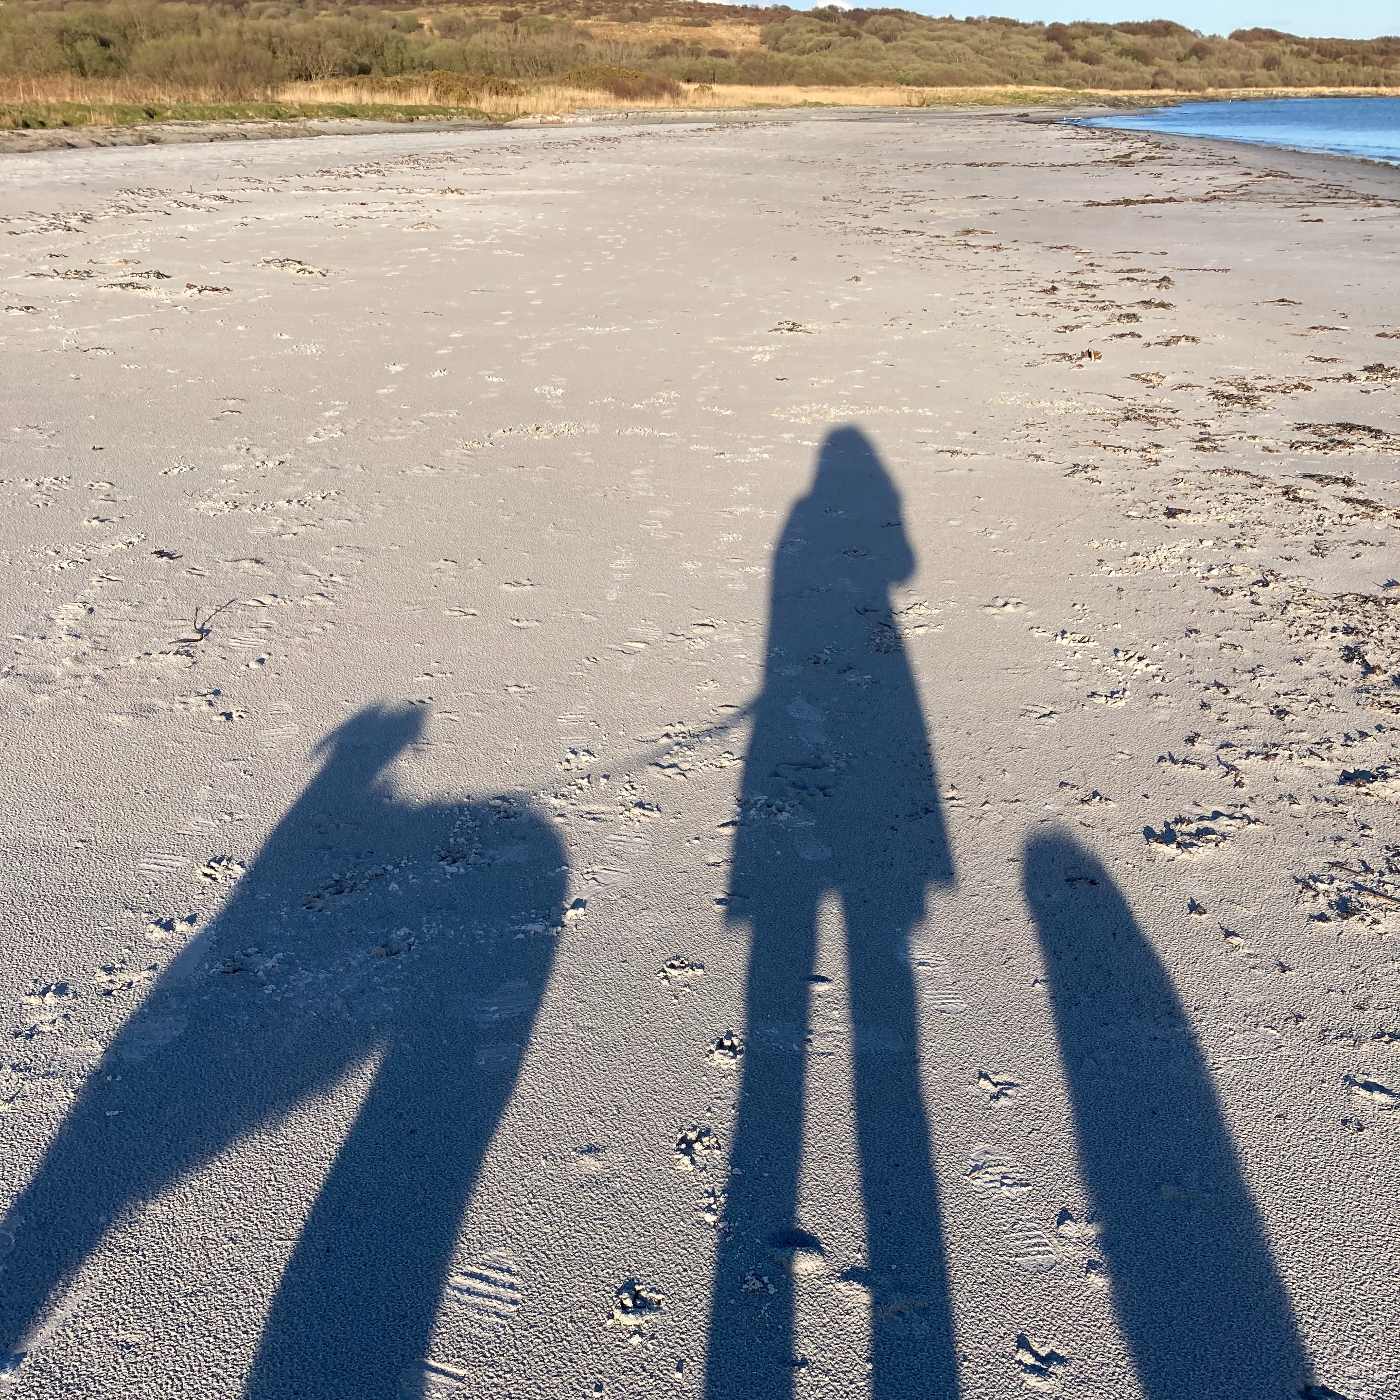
left=804, top=425, right=914, bottom=585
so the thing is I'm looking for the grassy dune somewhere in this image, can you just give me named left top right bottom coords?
left=2, top=2, right=1398, bottom=132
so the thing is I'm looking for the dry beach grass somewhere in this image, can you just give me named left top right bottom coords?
left=5, top=73, right=1400, bottom=132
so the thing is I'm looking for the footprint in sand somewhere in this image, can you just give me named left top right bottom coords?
left=999, top=1219, right=1059, bottom=1274
left=976, top=1069, right=1022, bottom=1103
left=965, top=1145, right=1033, bottom=1197
left=444, top=1250, right=524, bottom=1338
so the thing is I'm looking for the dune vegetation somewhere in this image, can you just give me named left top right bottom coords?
left=2, top=1, right=1398, bottom=130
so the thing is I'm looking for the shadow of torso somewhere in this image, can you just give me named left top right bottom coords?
left=727, top=431, right=951, bottom=926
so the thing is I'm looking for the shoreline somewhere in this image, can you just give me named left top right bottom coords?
left=0, top=101, right=1065, bottom=157
left=4, top=87, right=1400, bottom=160
left=1066, top=118, right=1400, bottom=199
left=1068, top=100, right=1400, bottom=174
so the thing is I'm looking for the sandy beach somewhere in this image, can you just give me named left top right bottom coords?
left=0, top=110, right=1396, bottom=1399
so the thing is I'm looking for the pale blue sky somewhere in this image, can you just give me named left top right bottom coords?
left=804, top=4, right=1398, bottom=41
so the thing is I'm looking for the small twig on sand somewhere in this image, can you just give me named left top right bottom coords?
left=172, top=598, right=238, bottom=646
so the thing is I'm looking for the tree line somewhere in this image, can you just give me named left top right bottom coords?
left=2, top=0, right=1397, bottom=97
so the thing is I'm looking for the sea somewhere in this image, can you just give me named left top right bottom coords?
left=1076, top=95, right=1400, bottom=166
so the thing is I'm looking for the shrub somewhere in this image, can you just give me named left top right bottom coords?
left=131, top=31, right=283, bottom=94
left=563, top=64, right=680, bottom=98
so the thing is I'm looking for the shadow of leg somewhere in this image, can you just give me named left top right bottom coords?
left=243, top=1034, right=530, bottom=1400
left=0, top=982, right=353, bottom=1376
left=245, top=798, right=563, bottom=1399
left=704, top=890, right=819, bottom=1400
left=844, top=893, right=958, bottom=1400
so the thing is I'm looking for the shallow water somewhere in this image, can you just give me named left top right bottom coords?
left=1078, top=95, right=1400, bottom=165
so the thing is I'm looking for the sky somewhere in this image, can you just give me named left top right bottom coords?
left=807, top=4, right=1398, bottom=41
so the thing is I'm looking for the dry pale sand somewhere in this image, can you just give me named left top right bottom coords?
left=0, top=111, right=1396, bottom=1400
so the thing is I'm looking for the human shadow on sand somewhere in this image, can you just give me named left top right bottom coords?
left=704, top=426, right=959, bottom=1400
left=0, top=704, right=566, bottom=1398
left=1023, top=829, right=1311, bottom=1400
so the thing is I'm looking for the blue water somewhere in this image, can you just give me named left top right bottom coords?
left=1078, top=96, right=1400, bottom=166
